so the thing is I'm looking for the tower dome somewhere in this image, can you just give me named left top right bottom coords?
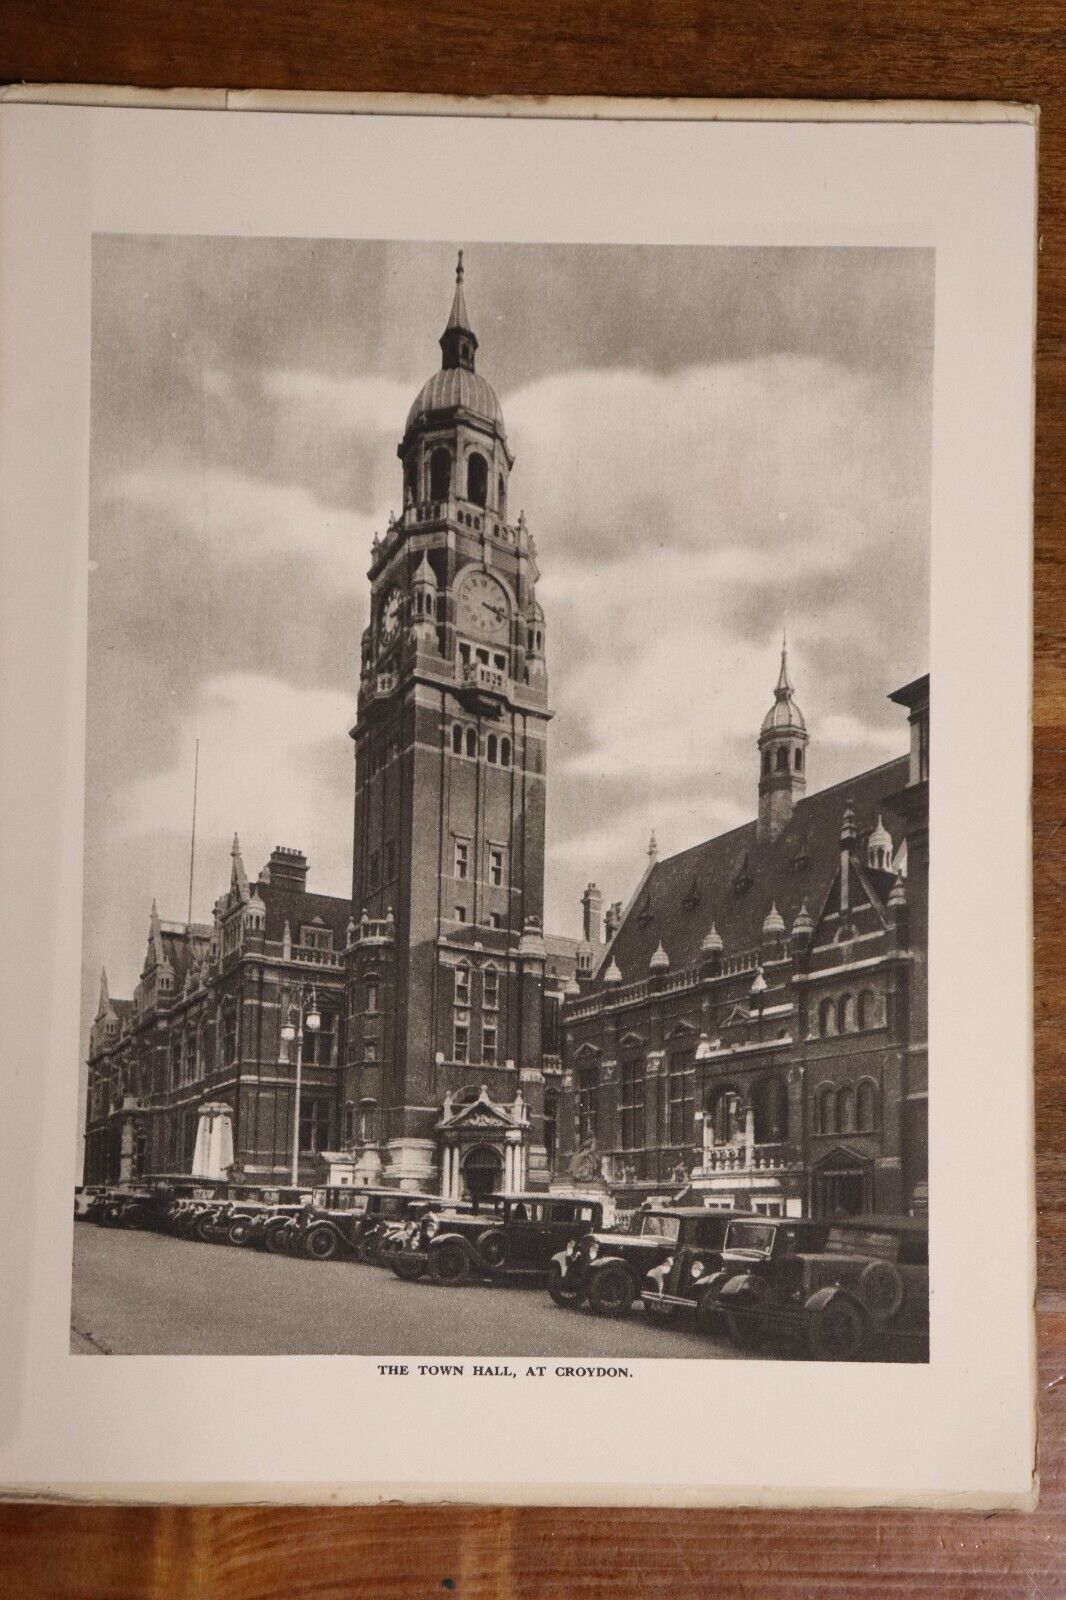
left=403, top=251, right=507, bottom=437
left=757, top=636, right=810, bottom=845
left=399, top=252, right=513, bottom=518
left=649, top=940, right=670, bottom=972
left=762, top=902, right=785, bottom=938
left=701, top=923, right=724, bottom=955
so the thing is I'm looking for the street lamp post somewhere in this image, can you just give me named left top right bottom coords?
left=281, top=984, right=321, bottom=1187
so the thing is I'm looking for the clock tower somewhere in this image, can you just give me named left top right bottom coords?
left=344, top=253, right=553, bottom=1196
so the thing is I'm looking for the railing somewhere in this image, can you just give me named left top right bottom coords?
left=462, top=662, right=508, bottom=693
left=721, top=947, right=762, bottom=976
left=289, top=944, right=344, bottom=968
left=348, top=918, right=395, bottom=948
left=701, top=1141, right=792, bottom=1174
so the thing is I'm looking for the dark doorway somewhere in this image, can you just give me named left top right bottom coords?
left=462, top=1144, right=503, bottom=1204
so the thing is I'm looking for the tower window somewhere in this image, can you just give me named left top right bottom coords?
left=455, top=965, right=471, bottom=1007
left=453, top=1015, right=469, bottom=1064
left=776, top=746, right=789, bottom=772
left=465, top=727, right=478, bottom=759
left=483, top=967, right=499, bottom=1009
left=482, top=1022, right=498, bottom=1066
left=454, top=839, right=470, bottom=881
left=795, top=747, right=803, bottom=771
left=368, top=850, right=381, bottom=891
left=452, top=724, right=463, bottom=755
left=455, top=905, right=468, bottom=924
left=430, top=447, right=451, bottom=502
left=498, top=473, right=506, bottom=517
left=467, top=452, right=488, bottom=507
left=487, top=733, right=498, bottom=764
left=500, top=737, right=511, bottom=767
left=762, top=749, right=770, bottom=774
left=489, top=847, right=504, bottom=887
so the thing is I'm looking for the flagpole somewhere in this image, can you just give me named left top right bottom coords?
left=187, top=738, right=199, bottom=927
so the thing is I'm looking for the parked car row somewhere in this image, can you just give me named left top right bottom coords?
left=386, top=1198, right=928, bottom=1362
left=556, top=1208, right=929, bottom=1361
left=75, top=1178, right=928, bottom=1361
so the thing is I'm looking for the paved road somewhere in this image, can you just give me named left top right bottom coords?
left=71, top=1222, right=755, bottom=1359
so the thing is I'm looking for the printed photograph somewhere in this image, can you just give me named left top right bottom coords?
left=73, top=237, right=931, bottom=1360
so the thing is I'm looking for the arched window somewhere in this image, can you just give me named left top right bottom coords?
left=837, top=1084, right=857, bottom=1134
left=857, top=1079, right=878, bottom=1132
left=818, top=997, right=837, bottom=1037
left=497, top=473, right=507, bottom=518
left=430, top=447, right=451, bottom=502
left=795, top=747, right=803, bottom=771
left=857, top=988, right=882, bottom=1030
left=817, top=1084, right=836, bottom=1135
left=467, top=452, right=488, bottom=507
left=404, top=464, right=417, bottom=506
left=500, top=737, right=511, bottom=767
left=451, top=724, right=463, bottom=755
left=775, top=746, right=789, bottom=772
left=753, top=1075, right=788, bottom=1143
left=465, top=727, right=478, bottom=759
left=838, top=993, right=857, bottom=1034
left=487, top=733, right=498, bottom=764
left=762, top=749, right=770, bottom=774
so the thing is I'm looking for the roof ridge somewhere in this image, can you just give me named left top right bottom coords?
left=657, top=753, right=908, bottom=869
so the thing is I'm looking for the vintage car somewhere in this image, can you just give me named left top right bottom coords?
left=286, top=1188, right=442, bottom=1263
left=640, top=1214, right=824, bottom=1330
left=392, top=1194, right=606, bottom=1286
left=550, top=1206, right=740, bottom=1318
left=702, top=1214, right=929, bottom=1360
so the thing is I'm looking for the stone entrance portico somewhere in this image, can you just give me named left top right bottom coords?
left=437, top=1085, right=530, bottom=1201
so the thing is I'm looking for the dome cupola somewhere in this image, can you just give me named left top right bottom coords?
left=757, top=636, right=810, bottom=845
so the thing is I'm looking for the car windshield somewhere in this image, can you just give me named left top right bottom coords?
left=638, top=1214, right=680, bottom=1241
left=726, top=1220, right=777, bottom=1255
left=825, top=1226, right=900, bottom=1261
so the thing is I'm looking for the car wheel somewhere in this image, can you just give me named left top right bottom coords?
left=430, top=1242, right=472, bottom=1286
left=476, top=1229, right=508, bottom=1272
left=265, top=1224, right=291, bottom=1255
left=807, top=1296, right=867, bottom=1361
left=228, top=1218, right=252, bottom=1247
left=858, top=1260, right=905, bottom=1321
left=588, top=1266, right=635, bottom=1318
left=547, top=1262, right=577, bottom=1308
left=391, top=1251, right=426, bottom=1281
left=304, top=1226, right=340, bottom=1262
left=194, top=1217, right=215, bottom=1244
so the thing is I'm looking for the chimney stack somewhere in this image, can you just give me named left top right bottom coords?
left=604, top=900, right=624, bottom=941
left=262, top=846, right=309, bottom=894
left=581, top=882, right=604, bottom=945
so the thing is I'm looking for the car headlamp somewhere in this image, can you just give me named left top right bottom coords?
left=424, top=1217, right=438, bottom=1239
left=586, top=1240, right=599, bottom=1262
left=660, top=1256, right=674, bottom=1274
left=564, top=1240, right=576, bottom=1260
left=690, top=1259, right=704, bottom=1280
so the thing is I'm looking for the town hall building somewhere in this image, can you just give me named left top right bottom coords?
left=83, top=256, right=928, bottom=1221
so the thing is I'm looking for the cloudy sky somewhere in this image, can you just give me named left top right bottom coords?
left=83, top=236, right=932, bottom=1048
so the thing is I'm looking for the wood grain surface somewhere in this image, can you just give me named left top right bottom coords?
left=1, top=3, right=1064, bottom=1594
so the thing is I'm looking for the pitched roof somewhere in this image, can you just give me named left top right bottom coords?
left=257, top=882, right=351, bottom=947
left=597, top=757, right=909, bottom=987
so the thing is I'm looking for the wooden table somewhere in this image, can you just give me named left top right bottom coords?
left=1, top=3, right=1064, bottom=1593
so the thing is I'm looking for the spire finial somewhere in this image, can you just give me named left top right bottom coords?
left=440, top=248, right=477, bottom=369
left=647, top=830, right=658, bottom=864
left=775, top=632, right=793, bottom=698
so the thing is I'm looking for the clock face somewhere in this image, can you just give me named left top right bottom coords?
left=381, top=589, right=402, bottom=641
left=456, top=571, right=510, bottom=643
